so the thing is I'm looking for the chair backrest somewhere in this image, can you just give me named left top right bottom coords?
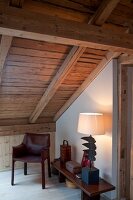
left=23, top=133, right=50, bottom=155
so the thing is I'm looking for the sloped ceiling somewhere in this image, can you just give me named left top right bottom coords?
left=0, top=0, right=132, bottom=125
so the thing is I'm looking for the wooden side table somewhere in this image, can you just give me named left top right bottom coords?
left=52, top=160, right=115, bottom=200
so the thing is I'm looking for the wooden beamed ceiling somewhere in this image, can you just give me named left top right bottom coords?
left=29, top=0, right=121, bottom=123
left=0, top=0, right=132, bottom=125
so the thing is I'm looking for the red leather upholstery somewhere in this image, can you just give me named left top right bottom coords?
left=11, top=133, right=51, bottom=189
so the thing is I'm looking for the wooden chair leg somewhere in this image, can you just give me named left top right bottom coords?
left=47, top=156, right=51, bottom=177
left=24, top=162, right=27, bottom=175
left=41, top=161, right=45, bottom=189
left=11, top=160, right=15, bottom=185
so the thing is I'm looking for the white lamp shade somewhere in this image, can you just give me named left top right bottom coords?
left=77, top=113, right=105, bottom=135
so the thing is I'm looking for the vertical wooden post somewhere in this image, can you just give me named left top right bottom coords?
left=117, top=64, right=130, bottom=200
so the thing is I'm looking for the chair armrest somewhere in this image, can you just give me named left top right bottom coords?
left=12, top=144, right=26, bottom=158
left=41, top=149, right=49, bottom=161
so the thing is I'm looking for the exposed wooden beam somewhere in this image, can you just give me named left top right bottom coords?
left=53, top=0, right=121, bottom=121
left=0, top=5, right=133, bottom=53
left=54, top=51, right=121, bottom=121
left=119, top=54, right=133, bottom=64
left=117, top=64, right=131, bottom=199
left=29, top=46, right=86, bottom=123
left=0, top=122, right=56, bottom=136
left=29, top=0, right=120, bottom=123
left=89, top=0, right=120, bottom=25
left=0, top=35, right=13, bottom=83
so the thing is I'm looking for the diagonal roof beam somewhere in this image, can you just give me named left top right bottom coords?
left=29, top=0, right=120, bottom=123
left=0, top=35, right=13, bottom=84
left=29, top=46, right=86, bottom=123
left=54, top=51, right=121, bottom=121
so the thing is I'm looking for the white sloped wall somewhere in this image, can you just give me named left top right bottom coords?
left=56, top=60, right=117, bottom=200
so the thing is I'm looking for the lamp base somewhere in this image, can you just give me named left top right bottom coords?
left=81, top=167, right=99, bottom=185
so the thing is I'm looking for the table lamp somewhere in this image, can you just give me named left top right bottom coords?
left=77, top=113, right=105, bottom=184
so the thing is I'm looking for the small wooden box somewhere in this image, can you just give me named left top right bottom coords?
left=66, top=161, right=81, bottom=174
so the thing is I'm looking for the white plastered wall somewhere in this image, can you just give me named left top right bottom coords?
left=56, top=60, right=118, bottom=200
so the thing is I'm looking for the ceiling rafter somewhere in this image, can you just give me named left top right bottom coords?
left=29, top=46, right=86, bottom=123
left=0, top=35, right=13, bottom=84
left=54, top=51, right=121, bottom=121
left=29, top=0, right=120, bottom=123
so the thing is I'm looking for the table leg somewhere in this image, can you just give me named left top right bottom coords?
left=81, top=191, right=100, bottom=200
left=59, top=172, right=65, bottom=183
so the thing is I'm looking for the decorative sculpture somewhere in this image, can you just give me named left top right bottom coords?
left=81, top=136, right=96, bottom=168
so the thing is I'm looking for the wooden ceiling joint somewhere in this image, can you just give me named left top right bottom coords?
left=118, top=54, right=133, bottom=64
left=29, top=0, right=122, bottom=123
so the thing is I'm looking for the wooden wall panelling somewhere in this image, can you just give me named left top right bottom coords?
left=0, top=135, right=24, bottom=170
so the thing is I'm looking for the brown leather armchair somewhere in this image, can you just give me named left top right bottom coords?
left=11, top=133, right=51, bottom=189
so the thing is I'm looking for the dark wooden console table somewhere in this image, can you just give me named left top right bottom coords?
left=53, top=160, right=115, bottom=200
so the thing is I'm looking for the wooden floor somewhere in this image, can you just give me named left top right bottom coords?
left=0, top=165, right=105, bottom=200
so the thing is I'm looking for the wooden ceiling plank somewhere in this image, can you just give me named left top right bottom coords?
left=54, top=51, right=121, bottom=121
left=0, top=5, right=133, bottom=53
left=0, top=35, right=13, bottom=83
left=29, top=0, right=120, bottom=123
